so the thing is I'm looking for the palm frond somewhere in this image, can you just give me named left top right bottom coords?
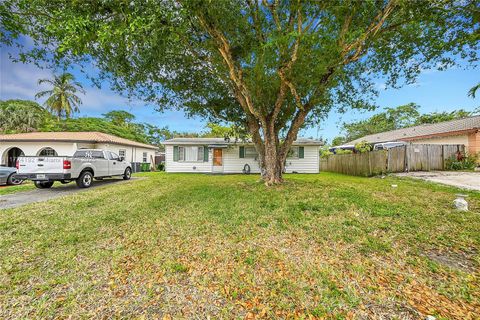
left=468, top=83, right=480, bottom=99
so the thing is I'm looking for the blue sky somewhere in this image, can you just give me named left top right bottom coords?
left=1, top=41, right=478, bottom=142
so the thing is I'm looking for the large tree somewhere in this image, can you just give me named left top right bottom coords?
left=0, top=99, right=49, bottom=133
left=35, top=73, right=85, bottom=120
left=1, top=1, right=478, bottom=183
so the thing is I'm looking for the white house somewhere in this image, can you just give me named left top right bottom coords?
left=0, top=132, right=158, bottom=169
left=163, top=137, right=323, bottom=174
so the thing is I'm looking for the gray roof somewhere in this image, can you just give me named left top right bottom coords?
left=163, top=137, right=323, bottom=146
left=348, top=115, right=480, bottom=145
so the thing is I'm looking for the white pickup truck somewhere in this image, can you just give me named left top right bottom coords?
left=16, top=149, right=132, bottom=189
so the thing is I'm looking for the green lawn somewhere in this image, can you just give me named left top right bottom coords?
left=0, top=181, right=34, bottom=195
left=0, top=173, right=479, bottom=319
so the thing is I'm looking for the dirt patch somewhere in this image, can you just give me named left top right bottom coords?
left=425, top=249, right=477, bottom=273
left=355, top=301, right=420, bottom=320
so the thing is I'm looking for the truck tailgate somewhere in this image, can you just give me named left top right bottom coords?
left=17, top=157, right=66, bottom=174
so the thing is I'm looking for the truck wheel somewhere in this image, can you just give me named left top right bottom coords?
left=76, top=171, right=93, bottom=188
left=34, top=181, right=54, bottom=189
left=123, top=168, right=132, bottom=180
left=7, top=173, right=23, bottom=186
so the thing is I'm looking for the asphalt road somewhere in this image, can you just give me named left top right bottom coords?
left=0, top=178, right=139, bottom=210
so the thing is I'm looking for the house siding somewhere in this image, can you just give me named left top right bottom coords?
left=165, top=144, right=320, bottom=173
left=467, top=131, right=480, bottom=155
left=165, top=145, right=212, bottom=173
left=408, top=134, right=469, bottom=147
left=284, top=145, right=320, bottom=173
left=407, top=132, right=480, bottom=155
left=95, top=143, right=156, bottom=167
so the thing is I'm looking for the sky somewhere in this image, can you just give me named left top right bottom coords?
left=1, top=40, right=478, bottom=143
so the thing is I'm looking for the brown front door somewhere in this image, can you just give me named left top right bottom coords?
left=213, top=148, right=223, bottom=166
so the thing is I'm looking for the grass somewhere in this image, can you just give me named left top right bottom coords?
left=0, top=181, right=34, bottom=195
left=0, top=172, right=479, bottom=319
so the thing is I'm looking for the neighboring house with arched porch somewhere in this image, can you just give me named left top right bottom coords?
left=0, top=132, right=158, bottom=170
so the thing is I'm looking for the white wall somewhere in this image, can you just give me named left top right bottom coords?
left=284, top=145, right=320, bottom=173
left=164, top=145, right=212, bottom=173
left=0, top=142, right=78, bottom=166
left=165, top=144, right=320, bottom=173
left=0, top=141, right=156, bottom=167
left=223, top=146, right=262, bottom=173
left=95, top=143, right=156, bottom=167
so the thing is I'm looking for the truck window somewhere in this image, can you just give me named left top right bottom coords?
left=108, top=152, right=120, bottom=161
left=73, top=150, right=87, bottom=157
left=91, top=151, right=105, bottom=159
left=73, top=150, right=105, bottom=159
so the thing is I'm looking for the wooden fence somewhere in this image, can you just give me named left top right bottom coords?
left=320, top=144, right=465, bottom=176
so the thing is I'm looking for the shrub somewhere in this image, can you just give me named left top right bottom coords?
left=335, top=149, right=353, bottom=155
left=156, top=163, right=165, bottom=171
left=445, top=153, right=478, bottom=170
left=354, top=140, right=372, bottom=153
left=319, top=146, right=333, bottom=159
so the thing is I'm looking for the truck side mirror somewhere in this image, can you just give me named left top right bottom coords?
left=119, top=157, right=125, bottom=162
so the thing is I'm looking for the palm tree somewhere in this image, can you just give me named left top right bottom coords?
left=35, top=73, right=85, bottom=120
left=0, top=100, right=46, bottom=133
left=468, top=82, right=479, bottom=99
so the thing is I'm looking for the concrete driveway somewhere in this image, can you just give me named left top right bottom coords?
left=0, top=178, right=139, bottom=210
left=395, top=171, right=480, bottom=191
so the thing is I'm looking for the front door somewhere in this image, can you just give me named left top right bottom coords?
left=212, top=148, right=223, bottom=172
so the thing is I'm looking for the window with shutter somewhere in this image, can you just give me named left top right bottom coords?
left=173, top=146, right=179, bottom=161
left=197, top=146, right=204, bottom=161
left=174, top=146, right=207, bottom=162
left=244, top=146, right=258, bottom=158
left=299, top=146, right=304, bottom=158
left=203, top=146, right=209, bottom=162
left=239, top=146, right=245, bottom=158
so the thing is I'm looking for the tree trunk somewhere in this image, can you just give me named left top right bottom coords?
left=261, top=127, right=285, bottom=185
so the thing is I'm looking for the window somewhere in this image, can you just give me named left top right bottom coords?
left=119, top=149, right=126, bottom=158
left=39, top=148, right=57, bottom=157
left=176, top=146, right=205, bottom=162
left=288, top=146, right=300, bottom=158
left=109, top=152, right=120, bottom=161
left=287, top=146, right=304, bottom=159
left=244, top=146, right=258, bottom=158
left=74, top=150, right=105, bottom=159
left=143, top=152, right=148, bottom=163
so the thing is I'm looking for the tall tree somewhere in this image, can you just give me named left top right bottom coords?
left=0, top=99, right=49, bottom=133
left=103, top=110, right=136, bottom=126
left=35, top=73, right=85, bottom=120
left=339, top=103, right=420, bottom=142
left=1, top=1, right=478, bottom=184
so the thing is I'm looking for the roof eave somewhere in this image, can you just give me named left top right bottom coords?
left=0, top=138, right=158, bottom=150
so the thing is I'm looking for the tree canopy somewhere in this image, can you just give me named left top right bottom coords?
left=1, top=0, right=478, bottom=183
left=0, top=99, right=49, bottom=133
left=102, top=110, right=136, bottom=127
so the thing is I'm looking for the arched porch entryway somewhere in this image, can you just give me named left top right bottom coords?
left=3, top=147, right=25, bottom=167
